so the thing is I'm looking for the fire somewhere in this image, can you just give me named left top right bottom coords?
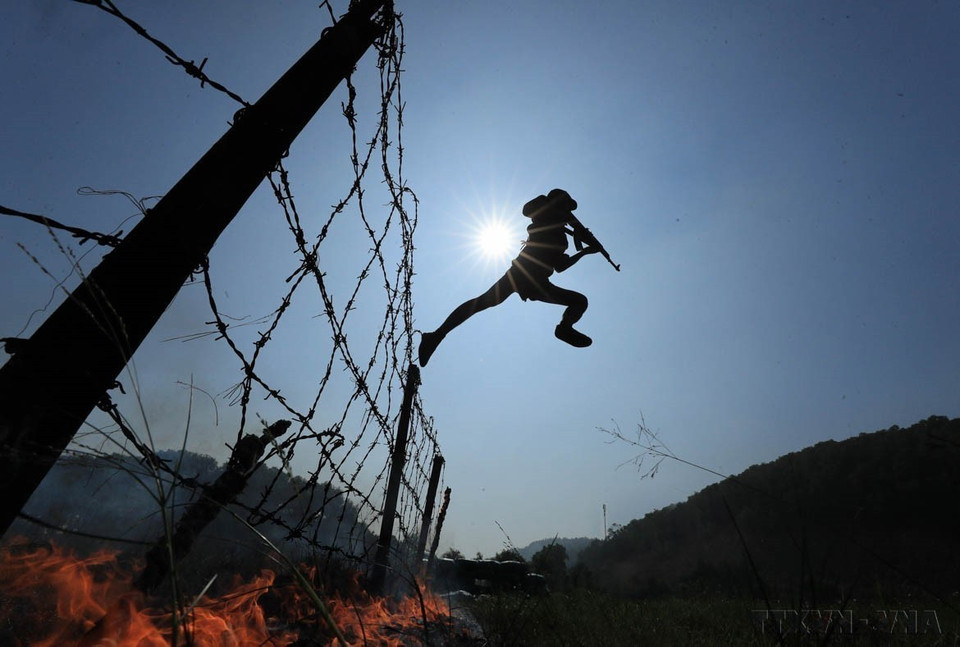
left=0, top=538, right=454, bottom=646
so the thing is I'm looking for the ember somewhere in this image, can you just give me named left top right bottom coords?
left=0, top=538, right=461, bottom=646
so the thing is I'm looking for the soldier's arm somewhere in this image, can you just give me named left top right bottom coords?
left=554, top=245, right=600, bottom=272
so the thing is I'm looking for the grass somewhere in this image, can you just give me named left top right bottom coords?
left=464, top=590, right=960, bottom=646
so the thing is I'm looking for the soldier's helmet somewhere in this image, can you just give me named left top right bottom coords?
left=547, top=188, right=577, bottom=211
left=522, top=188, right=577, bottom=218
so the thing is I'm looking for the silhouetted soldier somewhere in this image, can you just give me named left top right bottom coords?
left=419, top=188, right=611, bottom=368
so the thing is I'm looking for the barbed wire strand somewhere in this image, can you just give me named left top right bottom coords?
left=71, top=0, right=251, bottom=106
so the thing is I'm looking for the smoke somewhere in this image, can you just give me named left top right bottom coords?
left=8, top=449, right=377, bottom=593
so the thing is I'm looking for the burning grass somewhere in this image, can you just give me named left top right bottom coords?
left=7, top=537, right=954, bottom=645
left=0, top=538, right=471, bottom=646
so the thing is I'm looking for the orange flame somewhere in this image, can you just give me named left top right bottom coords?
left=0, top=538, right=452, bottom=646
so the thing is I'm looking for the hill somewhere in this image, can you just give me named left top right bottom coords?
left=578, top=415, right=960, bottom=600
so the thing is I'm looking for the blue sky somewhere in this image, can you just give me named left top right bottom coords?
left=2, top=1, right=959, bottom=558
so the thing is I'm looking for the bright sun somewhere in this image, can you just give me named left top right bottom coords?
left=474, top=218, right=519, bottom=263
left=457, top=201, right=524, bottom=274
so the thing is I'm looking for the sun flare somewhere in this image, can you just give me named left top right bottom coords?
left=473, top=218, right=520, bottom=264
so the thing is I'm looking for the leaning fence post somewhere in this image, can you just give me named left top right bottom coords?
left=427, top=486, right=452, bottom=570
left=0, top=0, right=388, bottom=538
left=135, top=420, right=291, bottom=594
left=416, top=454, right=444, bottom=563
left=370, top=362, right=420, bottom=593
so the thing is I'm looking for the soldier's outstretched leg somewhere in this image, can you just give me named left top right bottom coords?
left=419, top=275, right=514, bottom=367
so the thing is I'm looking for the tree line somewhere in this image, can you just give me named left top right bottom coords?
left=576, top=415, right=959, bottom=600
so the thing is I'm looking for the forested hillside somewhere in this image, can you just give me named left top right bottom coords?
left=579, top=416, right=960, bottom=600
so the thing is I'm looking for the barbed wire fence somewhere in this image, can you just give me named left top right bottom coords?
left=3, top=0, right=441, bottom=587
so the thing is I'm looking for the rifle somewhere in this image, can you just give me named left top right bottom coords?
left=567, top=214, right=621, bottom=272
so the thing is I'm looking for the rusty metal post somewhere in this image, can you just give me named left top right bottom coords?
left=415, top=453, right=444, bottom=562
left=370, top=363, right=420, bottom=593
left=0, top=0, right=388, bottom=538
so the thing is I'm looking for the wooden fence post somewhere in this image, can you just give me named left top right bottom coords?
left=0, top=0, right=386, bottom=537
left=135, top=420, right=291, bottom=594
left=416, top=454, right=444, bottom=563
left=370, top=362, right=419, bottom=593
left=427, top=487, right=452, bottom=570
